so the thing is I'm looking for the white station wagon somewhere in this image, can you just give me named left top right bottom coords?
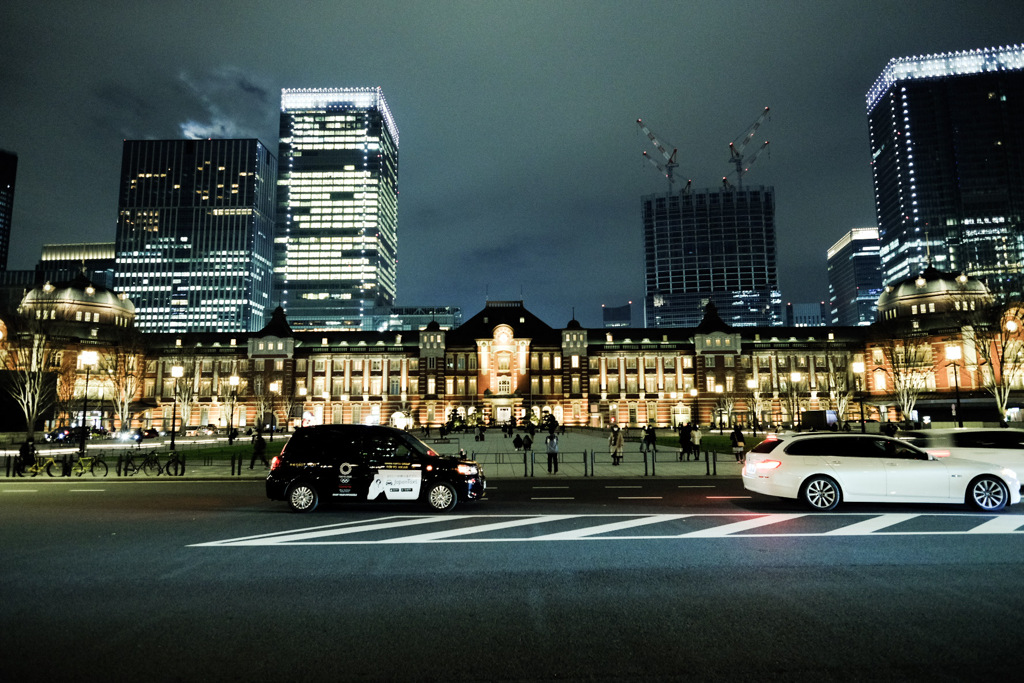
left=743, top=433, right=1021, bottom=512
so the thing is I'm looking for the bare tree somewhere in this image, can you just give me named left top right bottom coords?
left=53, top=351, right=78, bottom=427
left=956, top=300, right=1024, bottom=420
left=102, top=327, right=148, bottom=433
left=823, top=350, right=855, bottom=426
left=166, top=343, right=200, bottom=434
left=246, top=359, right=282, bottom=432
left=0, top=307, right=65, bottom=438
left=872, top=323, right=935, bottom=420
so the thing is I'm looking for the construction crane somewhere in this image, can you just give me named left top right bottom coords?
left=637, top=118, right=686, bottom=193
left=727, top=106, right=770, bottom=189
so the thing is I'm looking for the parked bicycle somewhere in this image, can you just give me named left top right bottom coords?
left=69, top=452, right=108, bottom=477
left=22, top=454, right=65, bottom=477
left=162, top=450, right=184, bottom=477
left=121, top=449, right=162, bottom=476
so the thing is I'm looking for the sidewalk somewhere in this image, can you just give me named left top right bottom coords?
left=1, top=429, right=744, bottom=480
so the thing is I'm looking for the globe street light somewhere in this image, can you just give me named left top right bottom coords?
left=227, top=374, right=239, bottom=445
left=946, top=346, right=963, bottom=428
left=851, top=361, right=866, bottom=433
left=78, top=350, right=99, bottom=457
left=170, top=365, right=183, bottom=451
left=790, top=371, right=803, bottom=429
left=268, top=380, right=280, bottom=441
left=746, top=378, right=758, bottom=433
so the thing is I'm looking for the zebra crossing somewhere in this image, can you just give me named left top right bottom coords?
left=191, top=512, right=1024, bottom=546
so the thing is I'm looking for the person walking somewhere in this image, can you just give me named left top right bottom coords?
left=690, top=424, right=703, bottom=462
left=522, top=433, right=533, bottom=452
left=642, top=424, right=657, bottom=456
left=512, top=433, right=524, bottom=451
left=250, top=433, right=268, bottom=469
left=679, top=423, right=693, bottom=461
left=608, top=425, right=624, bottom=466
left=544, top=432, right=559, bottom=474
left=730, top=425, right=746, bottom=462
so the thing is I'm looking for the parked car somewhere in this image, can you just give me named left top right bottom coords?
left=266, top=424, right=486, bottom=513
left=899, top=428, right=1024, bottom=472
left=742, top=433, right=1020, bottom=512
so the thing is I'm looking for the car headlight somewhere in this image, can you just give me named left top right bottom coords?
left=457, top=463, right=478, bottom=476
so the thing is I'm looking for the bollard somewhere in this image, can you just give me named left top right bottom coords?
left=63, top=454, right=71, bottom=477
left=180, top=454, right=186, bottom=476
left=5, top=455, right=10, bottom=478
left=116, top=453, right=122, bottom=476
left=651, top=449, right=657, bottom=477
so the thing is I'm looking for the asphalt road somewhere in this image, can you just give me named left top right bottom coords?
left=2, top=477, right=1022, bottom=681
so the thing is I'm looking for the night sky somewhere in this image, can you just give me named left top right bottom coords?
left=2, top=1, right=1022, bottom=328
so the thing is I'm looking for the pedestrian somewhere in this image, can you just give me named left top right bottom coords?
left=608, top=425, right=624, bottom=466
left=523, top=433, right=533, bottom=452
left=513, top=433, right=524, bottom=451
left=690, top=424, right=702, bottom=462
left=17, top=440, right=35, bottom=477
left=642, top=424, right=657, bottom=455
left=545, top=432, right=559, bottom=474
left=679, top=423, right=693, bottom=461
left=730, top=425, right=746, bottom=462
left=249, top=433, right=268, bottom=469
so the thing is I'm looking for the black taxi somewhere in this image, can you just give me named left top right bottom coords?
left=266, top=424, right=486, bottom=512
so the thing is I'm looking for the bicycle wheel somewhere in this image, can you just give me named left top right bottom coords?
left=123, top=459, right=138, bottom=476
left=46, top=461, right=63, bottom=477
left=163, top=458, right=182, bottom=477
left=90, top=460, right=108, bottom=477
left=143, top=458, right=161, bottom=476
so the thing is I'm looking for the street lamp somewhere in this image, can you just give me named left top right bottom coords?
left=852, top=361, right=866, bottom=433
left=946, top=346, right=963, bottom=428
left=790, top=371, right=803, bottom=430
left=715, top=383, right=724, bottom=434
left=746, top=378, right=758, bottom=434
left=170, top=365, right=183, bottom=451
left=269, top=380, right=280, bottom=441
left=78, top=350, right=98, bottom=456
left=227, top=374, right=239, bottom=445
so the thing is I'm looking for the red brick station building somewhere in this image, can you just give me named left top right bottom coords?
left=3, top=268, right=1021, bottom=438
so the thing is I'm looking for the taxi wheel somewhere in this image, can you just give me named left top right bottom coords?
left=425, top=482, right=458, bottom=512
left=800, top=475, right=841, bottom=511
left=287, top=482, right=320, bottom=512
left=967, top=476, right=1008, bottom=512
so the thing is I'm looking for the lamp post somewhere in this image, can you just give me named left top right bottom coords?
left=78, top=351, right=98, bottom=456
left=268, top=381, right=280, bottom=441
left=714, top=383, right=725, bottom=434
left=170, top=365, right=183, bottom=451
left=746, top=378, right=758, bottom=434
left=689, top=387, right=698, bottom=426
left=946, top=346, right=963, bottom=428
left=790, top=371, right=803, bottom=429
left=852, top=361, right=866, bottom=433
left=227, top=374, right=239, bottom=445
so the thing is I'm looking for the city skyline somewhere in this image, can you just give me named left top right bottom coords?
left=2, top=1, right=1023, bottom=327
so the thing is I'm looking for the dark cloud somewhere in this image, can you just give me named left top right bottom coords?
left=2, top=0, right=1023, bottom=327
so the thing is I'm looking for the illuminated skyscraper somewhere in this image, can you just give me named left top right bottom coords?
left=642, top=186, right=781, bottom=327
left=275, top=87, right=399, bottom=330
left=0, top=149, right=17, bottom=271
left=827, top=227, right=882, bottom=326
left=867, top=44, right=1024, bottom=294
left=114, top=139, right=277, bottom=332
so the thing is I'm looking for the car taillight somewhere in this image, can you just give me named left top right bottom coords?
left=270, top=456, right=282, bottom=470
left=756, top=460, right=782, bottom=471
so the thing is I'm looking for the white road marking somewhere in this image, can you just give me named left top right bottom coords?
left=825, top=513, right=918, bottom=535
left=681, top=513, right=804, bottom=537
left=191, top=513, right=1024, bottom=547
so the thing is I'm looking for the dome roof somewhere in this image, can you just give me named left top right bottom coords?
left=19, top=273, right=135, bottom=321
left=876, top=267, right=991, bottom=320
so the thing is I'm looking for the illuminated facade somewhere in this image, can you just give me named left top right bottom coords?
left=0, top=149, right=17, bottom=271
left=867, top=44, right=1024, bottom=294
left=827, top=227, right=882, bottom=326
left=642, top=186, right=781, bottom=327
left=114, top=139, right=277, bottom=333
left=275, top=87, right=399, bottom=331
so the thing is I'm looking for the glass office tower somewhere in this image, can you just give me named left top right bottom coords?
left=0, top=149, right=17, bottom=271
left=642, top=186, right=781, bottom=327
left=276, top=87, right=399, bottom=330
left=867, top=45, right=1024, bottom=294
left=827, top=227, right=882, bottom=326
left=114, top=139, right=277, bottom=333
